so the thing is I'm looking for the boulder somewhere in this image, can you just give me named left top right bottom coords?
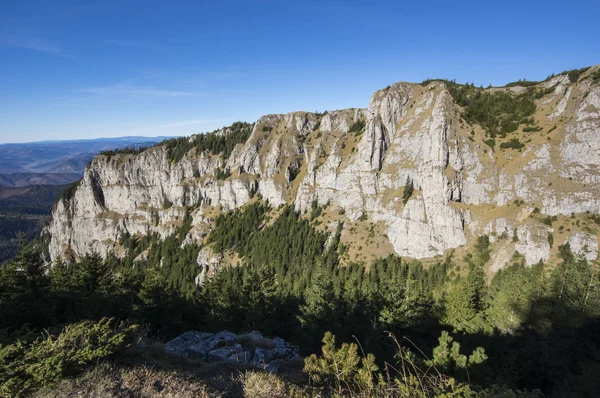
left=207, top=343, right=251, bottom=364
left=164, top=331, right=215, bottom=359
left=165, top=330, right=300, bottom=371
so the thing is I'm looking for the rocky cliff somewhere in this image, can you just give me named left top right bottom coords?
left=44, top=66, right=600, bottom=271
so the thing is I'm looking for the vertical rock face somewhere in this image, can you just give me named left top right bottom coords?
left=45, top=66, right=600, bottom=269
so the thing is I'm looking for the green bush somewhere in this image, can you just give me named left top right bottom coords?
left=304, top=331, right=378, bottom=394
left=162, top=198, right=173, bottom=209
left=214, top=167, right=231, bottom=180
left=0, top=318, right=136, bottom=397
left=500, top=138, right=525, bottom=150
left=304, top=331, right=490, bottom=397
left=523, top=125, right=542, bottom=132
left=349, top=119, right=366, bottom=135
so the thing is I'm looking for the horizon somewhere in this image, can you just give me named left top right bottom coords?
left=1, top=0, right=599, bottom=143
left=0, top=135, right=173, bottom=145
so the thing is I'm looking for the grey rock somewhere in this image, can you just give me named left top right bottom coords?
left=207, top=343, right=251, bottom=363
left=211, top=330, right=238, bottom=347
left=165, top=330, right=300, bottom=372
left=164, top=331, right=215, bottom=359
left=566, top=232, right=599, bottom=262
left=44, top=65, right=600, bottom=273
left=250, top=347, right=267, bottom=368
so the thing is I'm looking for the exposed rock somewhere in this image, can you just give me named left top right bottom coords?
left=566, top=232, right=599, bottom=262
left=206, top=344, right=250, bottom=363
left=43, top=65, right=600, bottom=272
left=164, top=331, right=216, bottom=360
left=165, top=330, right=300, bottom=372
left=515, top=225, right=552, bottom=266
left=195, top=246, right=223, bottom=286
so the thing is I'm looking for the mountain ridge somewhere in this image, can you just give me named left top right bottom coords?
left=43, top=65, right=600, bottom=274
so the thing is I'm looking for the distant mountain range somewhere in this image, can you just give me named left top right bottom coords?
left=0, top=136, right=169, bottom=186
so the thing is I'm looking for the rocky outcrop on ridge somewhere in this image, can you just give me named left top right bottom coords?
left=43, top=66, right=600, bottom=271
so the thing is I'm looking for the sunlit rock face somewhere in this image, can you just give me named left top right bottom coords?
left=45, top=66, right=600, bottom=269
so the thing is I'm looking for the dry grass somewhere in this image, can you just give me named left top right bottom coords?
left=240, top=372, right=290, bottom=398
left=33, top=363, right=219, bottom=398
left=235, top=333, right=276, bottom=351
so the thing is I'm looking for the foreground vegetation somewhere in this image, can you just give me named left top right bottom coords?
left=1, top=202, right=599, bottom=396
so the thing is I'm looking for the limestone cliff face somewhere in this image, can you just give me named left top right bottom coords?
left=45, top=66, right=600, bottom=269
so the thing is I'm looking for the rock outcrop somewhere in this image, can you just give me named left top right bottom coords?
left=165, top=330, right=299, bottom=372
left=44, top=66, right=600, bottom=271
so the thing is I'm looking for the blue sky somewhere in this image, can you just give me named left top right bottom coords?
left=0, top=0, right=598, bottom=143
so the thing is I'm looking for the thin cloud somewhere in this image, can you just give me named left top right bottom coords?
left=77, top=84, right=202, bottom=98
left=0, top=36, right=77, bottom=60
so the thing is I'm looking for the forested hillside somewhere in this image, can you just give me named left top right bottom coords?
left=1, top=200, right=599, bottom=396
left=0, top=185, right=66, bottom=264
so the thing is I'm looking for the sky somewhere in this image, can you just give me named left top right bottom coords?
left=0, top=0, right=598, bottom=144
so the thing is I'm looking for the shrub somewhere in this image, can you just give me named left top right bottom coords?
left=540, top=216, right=554, bottom=226
left=427, top=331, right=487, bottom=372
left=162, top=198, right=173, bottom=209
left=349, top=119, right=366, bottom=135
left=523, top=125, right=542, bottom=132
left=214, top=167, right=231, bottom=181
left=484, top=138, right=496, bottom=148
left=304, top=332, right=487, bottom=397
left=304, top=332, right=378, bottom=394
left=0, top=318, right=137, bottom=396
left=500, top=138, right=525, bottom=150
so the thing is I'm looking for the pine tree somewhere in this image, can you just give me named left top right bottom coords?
left=402, top=177, right=414, bottom=204
left=299, top=265, right=339, bottom=349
